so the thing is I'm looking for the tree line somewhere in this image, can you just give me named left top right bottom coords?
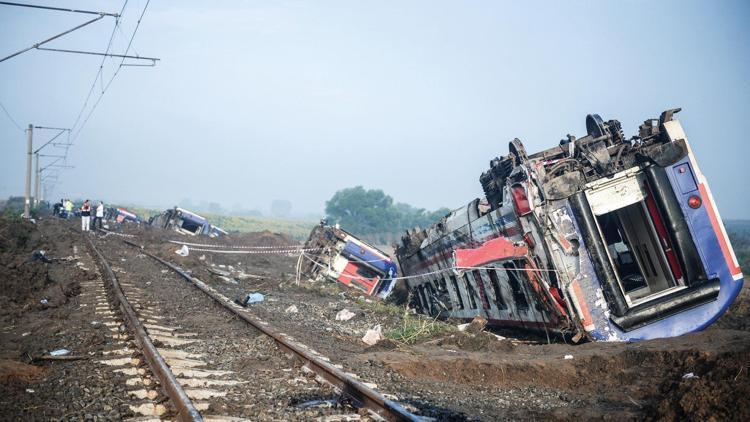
left=325, top=186, right=450, bottom=243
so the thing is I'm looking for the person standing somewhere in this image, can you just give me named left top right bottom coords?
left=81, top=200, right=91, bottom=232
left=94, top=201, right=105, bottom=230
left=65, top=199, right=73, bottom=219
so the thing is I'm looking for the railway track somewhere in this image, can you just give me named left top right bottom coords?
left=85, top=235, right=204, bottom=421
left=85, top=233, right=419, bottom=421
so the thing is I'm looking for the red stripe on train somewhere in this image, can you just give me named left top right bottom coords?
left=698, top=183, right=742, bottom=277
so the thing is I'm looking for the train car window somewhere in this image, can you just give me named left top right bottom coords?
left=596, top=200, right=676, bottom=303
left=502, top=262, right=530, bottom=310
left=472, top=270, right=491, bottom=309
left=462, top=273, right=478, bottom=309
left=425, top=282, right=442, bottom=315
left=355, top=265, right=379, bottom=279
left=434, top=277, right=452, bottom=311
left=179, top=219, right=202, bottom=234
left=418, top=285, right=429, bottom=313
left=487, top=269, right=507, bottom=310
left=449, top=275, right=464, bottom=310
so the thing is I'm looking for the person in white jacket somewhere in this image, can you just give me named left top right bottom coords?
left=94, top=201, right=105, bottom=230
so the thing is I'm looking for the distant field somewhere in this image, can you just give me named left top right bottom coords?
left=726, top=220, right=750, bottom=271
left=115, top=206, right=317, bottom=241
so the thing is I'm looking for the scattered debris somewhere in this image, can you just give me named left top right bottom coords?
left=31, top=250, right=52, bottom=263
left=296, top=399, right=337, bottom=409
left=564, top=354, right=574, bottom=360
left=335, top=309, right=356, bottom=321
left=682, top=372, right=699, bottom=379
left=175, top=245, right=189, bottom=257
left=235, top=293, right=264, bottom=307
left=236, top=271, right=263, bottom=280
left=457, top=316, right=487, bottom=334
left=208, top=267, right=231, bottom=277
left=50, top=349, right=71, bottom=357
left=285, top=305, right=299, bottom=314
left=218, top=276, right=237, bottom=284
left=362, top=324, right=384, bottom=346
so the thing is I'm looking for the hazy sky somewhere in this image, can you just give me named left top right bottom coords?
left=1, top=1, right=749, bottom=218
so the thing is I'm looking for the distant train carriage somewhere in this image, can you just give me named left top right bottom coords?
left=302, top=223, right=398, bottom=299
left=395, top=109, right=743, bottom=342
left=148, top=207, right=226, bottom=238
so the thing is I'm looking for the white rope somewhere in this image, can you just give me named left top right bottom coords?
left=184, top=246, right=321, bottom=254
left=168, top=239, right=300, bottom=250
left=99, top=229, right=136, bottom=238
left=296, top=252, right=562, bottom=284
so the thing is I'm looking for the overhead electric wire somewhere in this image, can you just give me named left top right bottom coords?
left=35, top=46, right=159, bottom=63
left=71, top=0, right=152, bottom=142
left=0, top=1, right=119, bottom=17
left=69, top=0, right=129, bottom=135
left=0, top=15, right=106, bottom=63
left=0, top=100, right=24, bottom=132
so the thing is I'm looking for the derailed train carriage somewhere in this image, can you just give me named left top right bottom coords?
left=395, top=109, right=743, bottom=342
left=149, top=207, right=227, bottom=238
left=302, top=223, right=398, bottom=299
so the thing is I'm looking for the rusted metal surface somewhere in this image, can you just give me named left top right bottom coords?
left=122, top=239, right=420, bottom=422
left=86, top=236, right=203, bottom=422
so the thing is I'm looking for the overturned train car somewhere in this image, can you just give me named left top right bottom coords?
left=302, top=224, right=398, bottom=299
left=149, top=207, right=227, bottom=238
left=395, top=109, right=743, bottom=342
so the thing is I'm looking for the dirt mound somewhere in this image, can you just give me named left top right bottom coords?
left=0, top=218, right=49, bottom=308
left=381, top=329, right=750, bottom=420
left=713, top=283, right=750, bottom=331
left=0, top=217, right=82, bottom=315
left=227, top=230, right=297, bottom=248
left=0, top=218, right=41, bottom=253
left=0, top=360, right=45, bottom=385
left=435, top=332, right=517, bottom=353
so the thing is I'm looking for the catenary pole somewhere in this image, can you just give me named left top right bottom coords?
left=24, top=124, right=32, bottom=218
left=34, top=152, right=39, bottom=206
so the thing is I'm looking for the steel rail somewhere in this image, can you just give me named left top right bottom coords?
left=122, top=239, right=420, bottom=422
left=85, top=236, right=203, bottom=422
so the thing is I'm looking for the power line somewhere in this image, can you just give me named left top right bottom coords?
left=0, top=100, right=24, bottom=132
left=0, top=1, right=119, bottom=17
left=71, top=0, right=151, bottom=142
left=69, top=0, right=130, bottom=134
left=0, top=15, right=106, bottom=63
left=35, top=47, right=159, bottom=64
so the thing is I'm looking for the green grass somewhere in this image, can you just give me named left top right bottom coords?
left=357, top=296, right=404, bottom=317
left=113, top=205, right=317, bottom=241
left=384, top=313, right=455, bottom=345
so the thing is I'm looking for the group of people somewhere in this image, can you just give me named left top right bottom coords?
left=79, top=200, right=105, bottom=232
left=53, top=198, right=105, bottom=232
left=52, top=199, right=75, bottom=218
